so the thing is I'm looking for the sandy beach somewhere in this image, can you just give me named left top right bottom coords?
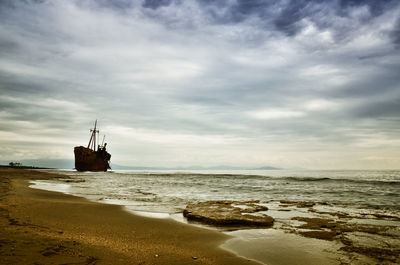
left=0, top=168, right=259, bottom=265
left=2, top=168, right=399, bottom=265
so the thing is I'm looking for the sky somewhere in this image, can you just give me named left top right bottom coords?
left=0, top=0, right=400, bottom=169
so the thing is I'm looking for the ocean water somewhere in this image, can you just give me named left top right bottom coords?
left=30, top=169, right=400, bottom=264
left=31, top=169, right=400, bottom=215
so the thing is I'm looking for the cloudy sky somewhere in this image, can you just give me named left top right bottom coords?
left=1, top=0, right=399, bottom=169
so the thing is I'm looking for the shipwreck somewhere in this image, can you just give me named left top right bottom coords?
left=74, top=120, right=111, bottom=172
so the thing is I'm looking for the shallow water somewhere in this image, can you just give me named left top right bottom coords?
left=222, top=229, right=341, bottom=265
left=30, top=169, right=400, bottom=265
left=31, top=169, right=400, bottom=214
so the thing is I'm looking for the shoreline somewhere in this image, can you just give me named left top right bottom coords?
left=0, top=168, right=260, bottom=264
left=2, top=168, right=399, bottom=265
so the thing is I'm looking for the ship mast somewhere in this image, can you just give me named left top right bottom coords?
left=101, top=135, right=106, bottom=146
left=87, top=120, right=99, bottom=151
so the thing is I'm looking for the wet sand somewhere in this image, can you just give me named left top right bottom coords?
left=222, top=229, right=341, bottom=265
left=0, top=168, right=260, bottom=265
left=3, top=168, right=399, bottom=265
left=184, top=199, right=400, bottom=264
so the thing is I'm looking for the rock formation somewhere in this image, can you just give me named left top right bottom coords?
left=183, top=200, right=274, bottom=227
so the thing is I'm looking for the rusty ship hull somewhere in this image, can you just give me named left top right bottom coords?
left=74, top=146, right=111, bottom=172
left=74, top=120, right=111, bottom=172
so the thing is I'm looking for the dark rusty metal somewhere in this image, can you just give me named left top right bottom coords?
left=74, top=121, right=111, bottom=172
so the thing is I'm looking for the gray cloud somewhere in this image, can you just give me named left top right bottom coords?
left=142, top=0, right=173, bottom=10
left=0, top=0, right=399, bottom=169
left=391, top=17, right=400, bottom=46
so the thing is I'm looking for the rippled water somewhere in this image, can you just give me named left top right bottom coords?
left=31, top=169, right=400, bottom=214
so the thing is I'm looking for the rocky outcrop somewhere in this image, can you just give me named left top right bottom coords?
left=183, top=200, right=274, bottom=227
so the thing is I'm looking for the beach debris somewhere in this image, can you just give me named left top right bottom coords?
left=192, top=256, right=198, bottom=260
left=183, top=200, right=274, bottom=228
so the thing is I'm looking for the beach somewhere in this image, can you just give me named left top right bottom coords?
left=0, top=168, right=259, bottom=265
left=1, top=168, right=399, bottom=265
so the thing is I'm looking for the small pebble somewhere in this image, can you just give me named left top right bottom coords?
left=192, top=256, right=198, bottom=260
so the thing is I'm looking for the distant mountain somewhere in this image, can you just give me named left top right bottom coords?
left=1, top=159, right=281, bottom=171
left=110, top=163, right=281, bottom=171
left=253, top=166, right=281, bottom=170
left=110, top=164, right=167, bottom=170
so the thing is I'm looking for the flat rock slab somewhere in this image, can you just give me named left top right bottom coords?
left=183, top=200, right=274, bottom=228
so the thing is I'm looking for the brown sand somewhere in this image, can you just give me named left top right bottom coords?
left=0, top=168, right=260, bottom=265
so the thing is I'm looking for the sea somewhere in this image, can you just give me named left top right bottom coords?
left=30, top=169, right=400, bottom=215
left=30, top=169, right=400, bottom=265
